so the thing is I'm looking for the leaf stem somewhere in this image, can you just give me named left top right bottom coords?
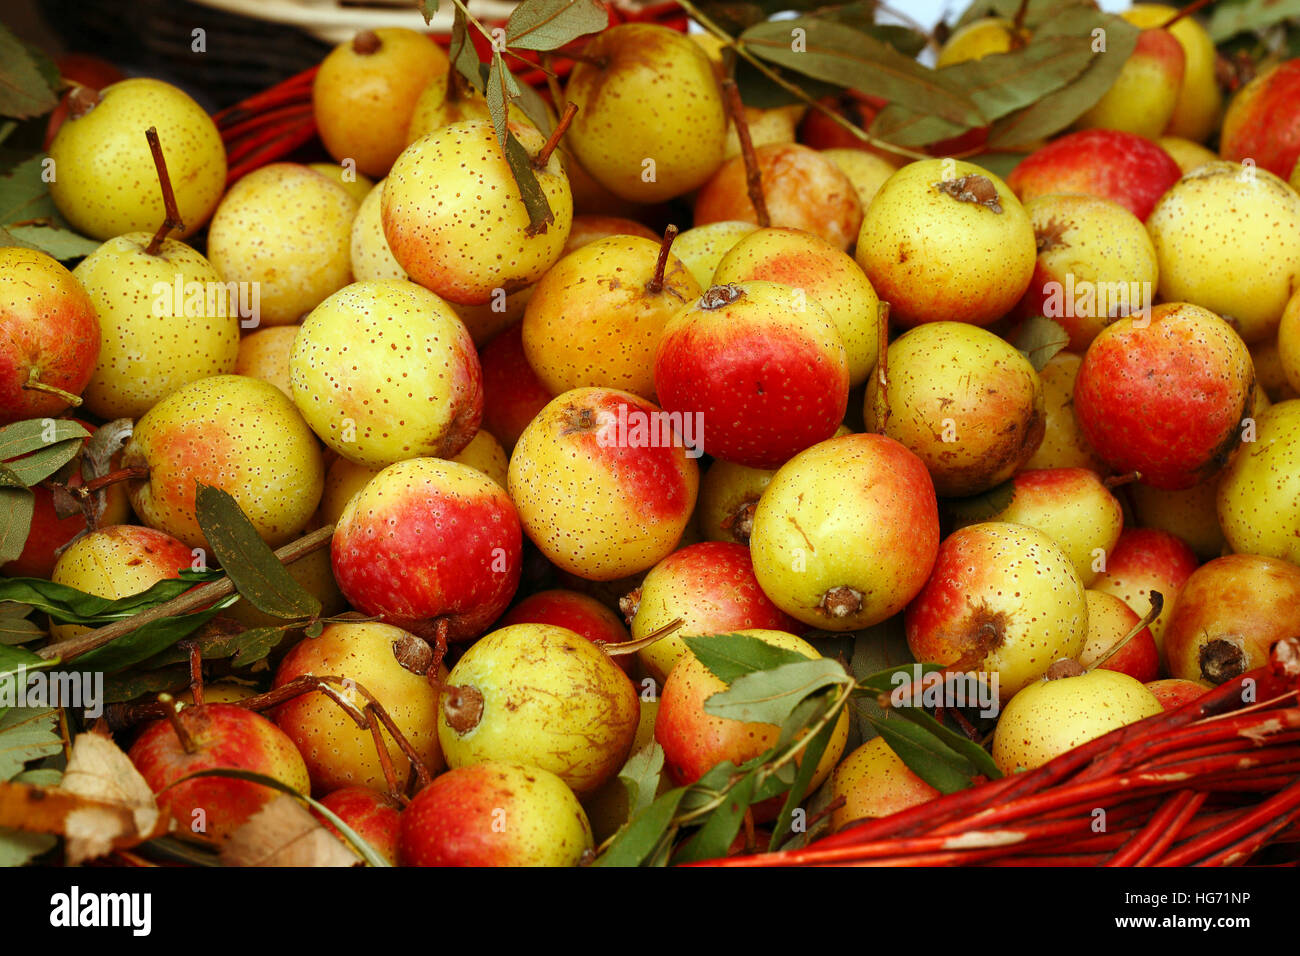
left=37, top=524, right=335, bottom=663
left=534, top=101, right=577, bottom=169
left=673, top=0, right=929, bottom=162
left=646, top=224, right=679, bottom=295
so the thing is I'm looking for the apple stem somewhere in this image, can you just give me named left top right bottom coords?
left=21, top=367, right=84, bottom=407
left=183, top=641, right=204, bottom=708
left=1011, top=0, right=1031, bottom=34
left=71, top=464, right=149, bottom=499
left=646, top=224, right=680, bottom=295
left=599, top=617, right=684, bottom=657
left=143, top=127, right=185, bottom=256
left=873, top=302, right=891, bottom=434
left=1161, top=0, right=1213, bottom=29
left=158, top=693, right=197, bottom=754
left=1103, top=471, right=1141, bottom=489
left=38, top=524, right=335, bottom=663
left=1088, top=591, right=1164, bottom=672
left=534, top=102, right=578, bottom=170
left=352, top=30, right=381, bottom=55
left=722, top=79, right=770, bottom=228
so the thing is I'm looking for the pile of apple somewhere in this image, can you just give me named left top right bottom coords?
left=4, top=1, right=1300, bottom=866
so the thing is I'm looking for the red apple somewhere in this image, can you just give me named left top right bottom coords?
left=331, top=457, right=522, bottom=642
left=906, top=522, right=1089, bottom=702
left=398, top=762, right=593, bottom=867
left=1145, top=678, right=1211, bottom=712
left=1092, top=527, right=1200, bottom=659
left=478, top=323, right=553, bottom=452
left=499, top=588, right=633, bottom=672
left=316, top=786, right=402, bottom=865
left=654, top=629, right=849, bottom=819
left=1073, top=303, right=1254, bottom=490
left=0, top=248, right=100, bottom=426
left=1078, top=590, right=1160, bottom=683
left=1, top=420, right=131, bottom=579
left=128, top=703, right=311, bottom=843
left=1162, top=554, right=1300, bottom=685
left=1006, top=129, right=1182, bottom=221
left=625, top=540, right=802, bottom=684
left=1220, top=59, right=1300, bottom=179
left=654, top=281, right=849, bottom=469
left=693, top=143, right=863, bottom=251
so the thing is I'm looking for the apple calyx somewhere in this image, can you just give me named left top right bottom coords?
left=721, top=500, right=756, bottom=543
left=819, top=585, right=863, bottom=619
left=700, top=283, right=743, bottom=310
left=391, top=633, right=433, bottom=676
left=1044, top=658, right=1086, bottom=680
left=935, top=174, right=1003, bottom=213
left=67, top=86, right=101, bottom=119
left=561, top=404, right=597, bottom=435
left=1199, top=637, right=1247, bottom=684
left=352, top=30, right=381, bottom=55
left=442, top=684, right=484, bottom=734
left=618, top=587, right=641, bottom=627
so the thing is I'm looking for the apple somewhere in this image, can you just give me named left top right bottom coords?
left=129, top=703, right=311, bottom=843
left=316, top=786, right=402, bottom=865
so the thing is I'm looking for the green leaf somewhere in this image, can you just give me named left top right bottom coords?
left=506, top=130, right=557, bottom=237
left=74, top=604, right=228, bottom=674
left=195, top=483, right=320, bottom=620
left=940, top=479, right=1016, bottom=525
left=0, top=24, right=58, bottom=119
left=0, top=486, right=34, bottom=565
left=0, top=572, right=219, bottom=625
left=0, top=642, right=46, bottom=682
left=967, top=150, right=1029, bottom=182
left=865, top=713, right=979, bottom=794
left=416, top=0, right=439, bottom=23
left=4, top=222, right=100, bottom=260
left=940, top=35, right=1095, bottom=123
left=0, top=706, right=61, bottom=782
left=506, top=0, right=608, bottom=52
left=682, top=632, right=809, bottom=685
left=0, top=611, right=43, bottom=646
left=892, top=705, right=1002, bottom=780
left=0, top=828, right=56, bottom=867
left=102, top=666, right=190, bottom=705
left=813, top=5, right=928, bottom=58
left=144, top=624, right=285, bottom=669
left=671, top=770, right=756, bottom=864
left=0, top=155, right=64, bottom=227
left=986, top=15, right=1139, bottom=148
left=0, top=418, right=90, bottom=463
left=770, top=697, right=839, bottom=850
left=1209, top=0, right=1300, bottom=41
left=449, top=7, right=484, bottom=95
left=618, top=740, right=664, bottom=820
left=1013, top=314, right=1070, bottom=372
left=171, top=768, right=389, bottom=866
left=4, top=438, right=83, bottom=487
left=592, top=786, right=687, bottom=867
left=741, top=18, right=984, bottom=129
left=703, top=657, right=849, bottom=726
